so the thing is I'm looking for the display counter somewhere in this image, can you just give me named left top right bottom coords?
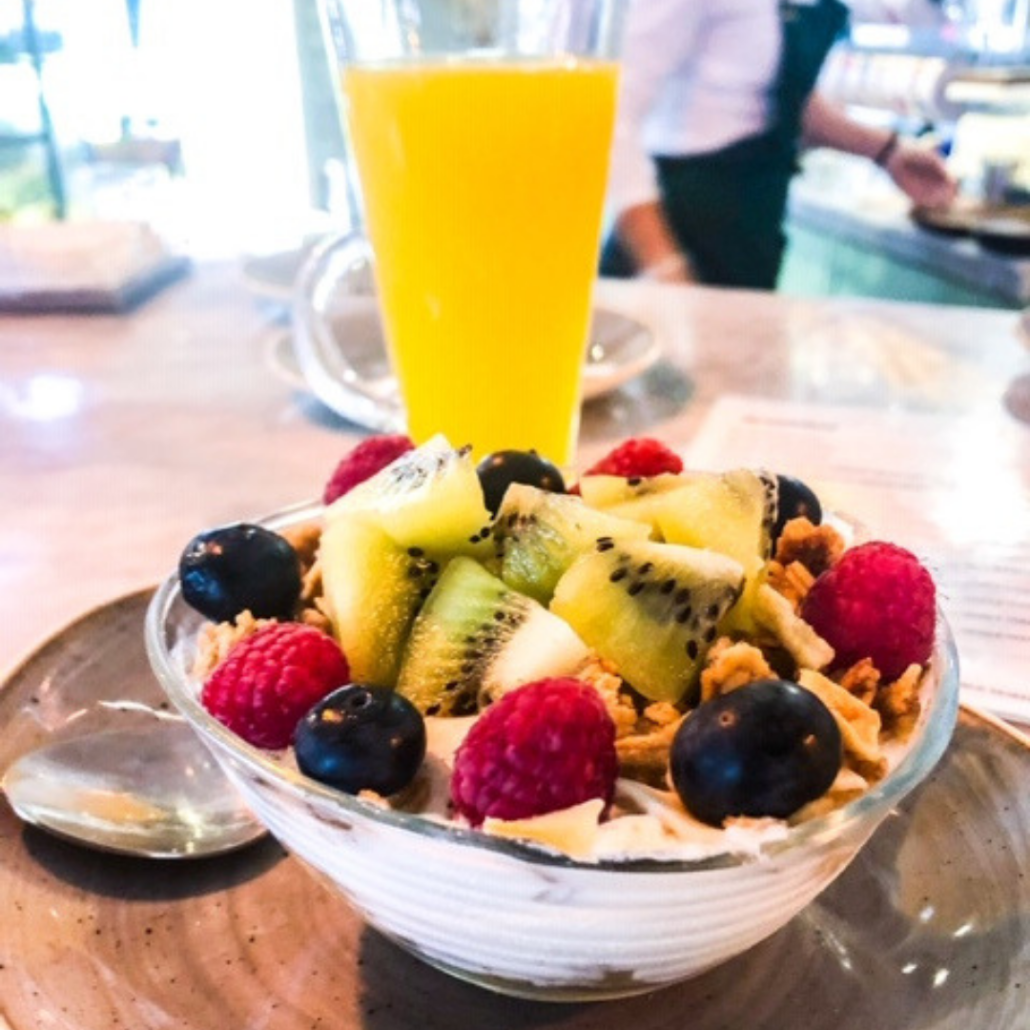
left=782, top=155, right=1030, bottom=309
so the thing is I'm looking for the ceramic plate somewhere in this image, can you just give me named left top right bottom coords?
left=1, top=593, right=1030, bottom=1027
left=264, top=304, right=662, bottom=419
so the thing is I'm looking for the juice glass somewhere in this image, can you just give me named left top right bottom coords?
left=300, top=0, right=625, bottom=466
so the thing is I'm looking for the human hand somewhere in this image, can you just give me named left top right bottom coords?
left=884, top=142, right=958, bottom=210
left=641, top=251, right=696, bottom=284
left=615, top=202, right=696, bottom=283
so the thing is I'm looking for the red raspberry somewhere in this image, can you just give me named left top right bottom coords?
left=582, top=437, right=684, bottom=479
left=323, top=434, right=414, bottom=504
left=201, top=623, right=350, bottom=749
left=800, top=541, right=936, bottom=681
left=450, top=678, right=618, bottom=827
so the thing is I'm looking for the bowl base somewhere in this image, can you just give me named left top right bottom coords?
left=391, top=936, right=702, bottom=1003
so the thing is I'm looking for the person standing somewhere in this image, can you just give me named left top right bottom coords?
left=601, top=0, right=957, bottom=289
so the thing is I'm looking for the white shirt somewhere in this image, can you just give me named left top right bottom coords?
left=606, top=0, right=784, bottom=212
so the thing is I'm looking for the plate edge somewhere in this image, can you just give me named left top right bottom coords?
left=0, top=586, right=157, bottom=704
left=958, top=700, right=1030, bottom=749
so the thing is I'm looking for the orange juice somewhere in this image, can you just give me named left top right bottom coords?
left=342, top=59, right=618, bottom=465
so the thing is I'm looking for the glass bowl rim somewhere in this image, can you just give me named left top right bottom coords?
left=145, top=499, right=961, bottom=874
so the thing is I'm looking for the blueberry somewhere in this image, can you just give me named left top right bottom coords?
left=295, top=685, right=426, bottom=796
left=179, top=523, right=301, bottom=622
left=476, top=449, right=566, bottom=516
left=670, top=679, right=841, bottom=826
left=774, top=474, right=822, bottom=541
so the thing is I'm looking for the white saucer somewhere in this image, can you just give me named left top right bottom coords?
left=265, top=303, right=661, bottom=423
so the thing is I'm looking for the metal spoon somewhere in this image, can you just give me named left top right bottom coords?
left=2, top=719, right=266, bottom=859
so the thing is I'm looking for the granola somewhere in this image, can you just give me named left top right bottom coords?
left=773, top=517, right=845, bottom=579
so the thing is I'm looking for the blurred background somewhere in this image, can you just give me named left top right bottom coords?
left=0, top=0, right=1028, bottom=302
left=0, top=0, right=345, bottom=255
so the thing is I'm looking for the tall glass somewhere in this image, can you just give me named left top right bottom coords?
left=305, top=0, right=624, bottom=466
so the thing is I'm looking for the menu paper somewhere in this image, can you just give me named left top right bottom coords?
left=685, top=395, right=1030, bottom=725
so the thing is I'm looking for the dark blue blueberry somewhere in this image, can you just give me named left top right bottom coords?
left=774, top=474, right=823, bottom=541
left=477, top=449, right=566, bottom=516
left=179, top=523, right=301, bottom=622
left=295, top=685, right=426, bottom=796
left=670, top=679, right=841, bottom=826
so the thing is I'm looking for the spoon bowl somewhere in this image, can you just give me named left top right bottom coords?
left=0, top=588, right=266, bottom=860
left=3, top=720, right=266, bottom=858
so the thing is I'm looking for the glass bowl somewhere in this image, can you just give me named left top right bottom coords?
left=145, top=501, right=960, bottom=1002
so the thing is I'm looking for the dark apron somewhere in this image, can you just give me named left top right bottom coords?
left=600, top=0, right=849, bottom=289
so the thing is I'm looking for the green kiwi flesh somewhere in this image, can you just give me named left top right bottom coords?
left=325, top=436, right=493, bottom=554
left=653, top=469, right=776, bottom=634
left=577, top=473, right=686, bottom=514
left=320, top=515, right=441, bottom=687
left=551, top=539, right=745, bottom=704
left=495, top=483, right=651, bottom=604
left=396, top=556, right=589, bottom=716
left=580, top=470, right=775, bottom=561
left=653, top=469, right=775, bottom=563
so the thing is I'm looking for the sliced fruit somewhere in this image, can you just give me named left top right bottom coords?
left=579, top=469, right=776, bottom=561
left=753, top=584, right=834, bottom=672
left=320, top=515, right=442, bottom=687
left=577, top=472, right=685, bottom=516
left=325, top=435, right=493, bottom=554
left=649, top=469, right=776, bottom=635
left=652, top=469, right=775, bottom=565
left=551, top=539, right=745, bottom=704
left=483, top=798, right=605, bottom=859
left=718, top=555, right=769, bottom=637
left=396, top=557, right=589, bottom=716
left=494, top=484, right=652, bottom=604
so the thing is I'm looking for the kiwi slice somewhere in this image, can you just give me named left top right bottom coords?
left=581, top=470, right=775, bottom=559
left=395, top=557, right=589, bottom=716
left=653, top=469, right=775, bottom=564
left=495, top=484, right=652, bottom=604
left=320, top=515, right=442, bottom=687
left=325, top=436, right=493, bottom=554
left=577, top=473, right=685, bottom=518
left=551, top=539, right=745, bottom=705
left=654, top=469, right=777, bottom=635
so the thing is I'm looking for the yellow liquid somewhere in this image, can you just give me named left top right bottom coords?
left=342, top=59, right=618, bottom=465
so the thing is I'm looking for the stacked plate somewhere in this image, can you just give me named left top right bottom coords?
left=242, top=246, right=663, bottom=430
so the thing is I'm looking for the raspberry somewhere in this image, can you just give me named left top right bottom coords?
left=450, top=678, right=618, bottom=827
left=800, top=541, right=936, bottom=682
left=582, top=437, right=684, bottom=479
left=323, top=434, right=415, bottom=504
left=201, top=622, right=350, bottom=749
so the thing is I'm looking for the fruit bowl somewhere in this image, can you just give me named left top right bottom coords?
left=145, top=499, right=960, bottom=1003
